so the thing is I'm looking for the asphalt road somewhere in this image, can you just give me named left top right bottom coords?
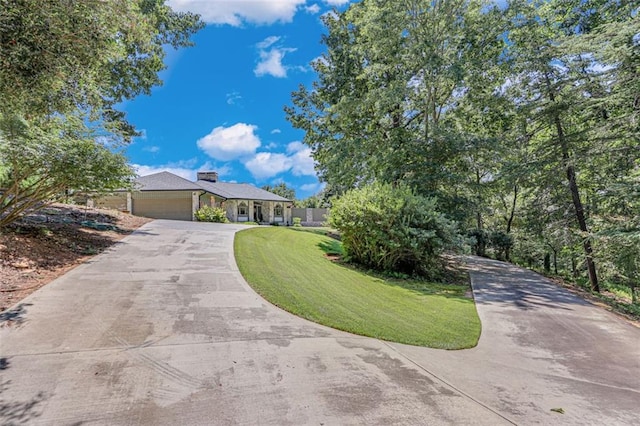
left=1, top=220, right=638, bottom=425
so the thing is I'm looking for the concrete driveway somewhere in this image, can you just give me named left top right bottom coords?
left=1, top=221, right=638, bottom=425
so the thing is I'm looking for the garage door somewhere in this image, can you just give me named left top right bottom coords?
left=132, top=191, right=193, bottom=221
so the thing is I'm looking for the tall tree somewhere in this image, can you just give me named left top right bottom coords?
left=286, top=0, right=507, bottom=203
left=505, top=0, right=639, bottom=291
left=0, top=0, right=202, bottom=129
left=0, top=0, right=203, bottom=226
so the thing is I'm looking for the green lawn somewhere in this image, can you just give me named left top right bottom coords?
left=234, top=227, right=481, bottom=349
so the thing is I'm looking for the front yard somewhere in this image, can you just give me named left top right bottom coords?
left=234, top=227, right=481, bottom=349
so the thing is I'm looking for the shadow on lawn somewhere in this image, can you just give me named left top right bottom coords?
left=317, top=239, right=343, bottom=256
left=316, top=240, right=469, bottom=300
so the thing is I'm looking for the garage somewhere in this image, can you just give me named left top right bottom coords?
left=132, top=191, right=194, bottom=221
left=124, top=172, right=204, bottom=221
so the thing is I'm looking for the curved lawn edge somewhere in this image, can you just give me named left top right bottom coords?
left=234, top=227, right=481, bottom=349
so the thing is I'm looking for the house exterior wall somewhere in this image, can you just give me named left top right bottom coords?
left=93, top=193, right=128, bottom=211
left=219, top=199, right=292, bottom=224
left=199, top=193, right=226, bottom=209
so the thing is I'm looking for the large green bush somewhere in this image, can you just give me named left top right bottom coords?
left=195, top=205, right=228, bottom=223
left=329, top=182, right=457, bottom=276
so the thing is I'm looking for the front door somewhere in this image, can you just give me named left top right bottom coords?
left=253, top=203, right=263, bottom=222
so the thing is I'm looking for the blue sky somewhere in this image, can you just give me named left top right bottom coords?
left=124, top=0, right=353, bottom=199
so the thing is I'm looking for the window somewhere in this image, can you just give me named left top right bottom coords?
left=238, top=202, right=248, bottom=216
left=274, top=203, right=283, bottom=217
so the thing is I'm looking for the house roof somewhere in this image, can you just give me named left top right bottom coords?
left=135, top=171, right=203, bottom=191
left=196, top=180, right=291, bottom=202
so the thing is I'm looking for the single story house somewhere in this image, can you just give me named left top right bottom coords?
left=94, top=171, right=293, bottom=223
left=196, top=172, right=292, bottom=224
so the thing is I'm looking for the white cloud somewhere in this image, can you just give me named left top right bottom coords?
left=226, top=91, right=242, bottom=105
left=287, top=141, right=316, bottom=176
left=286, top=141, right=306, bottom=153
left=271, top=128, right=282, bottom=134
left=242, top=141, right=316, bottom=180
left=254, top=37, right=298, bottom=78
left=167, top=0, right=307, bottom=26
left=142, top=145, right=160, bottom=153
left=323, top=0, right=351, bottom=5
left=305, top=4, right=321, bottom=14
left=244, top=152, right=292, bottom=179
left=197, top=123, right=261, bottom=161
left=133, top=160, right=217, bottom=181
left=254, top=36, right=301, bottom=78
left=300, top=182, right=325, bottom=193
left=255, top=49, right=288, bottom=78
left=257, top=36, right=280, bottom=49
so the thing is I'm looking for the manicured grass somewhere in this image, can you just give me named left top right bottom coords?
left=234, top=227, right=481, bottom=349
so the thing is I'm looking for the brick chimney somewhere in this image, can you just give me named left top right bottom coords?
left=197, top=171, right=218, bottom=182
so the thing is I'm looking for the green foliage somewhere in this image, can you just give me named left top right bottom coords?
left=489, top=230, right=514, bottom=261
left=261, top=182, right=296, bottom=200
left=286, top=0, right=507, bottom=203
left=329, top=182, right=457, bottom=277
left=292, top=217, right=302, bottom=227
left=194, top=206, right=229, bottom=223
left=0, top=0, right=203, bottom=129
left=501, top=0, right=640, bottom=291
left=296, top=185, right=334, bottom=208
left=286, top=0, right=639, bottom=294
left=0, top=115, right=134, bottom=227
left=467, top=229, right=489, bottom=257
left=0, top=1, right=203, bottom=227
left=595, top=226, right=640, bottom=303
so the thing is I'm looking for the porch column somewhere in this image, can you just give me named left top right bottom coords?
left=191, top=191, right=200, bottom=221
left=126, top=192, right=132, bottom=213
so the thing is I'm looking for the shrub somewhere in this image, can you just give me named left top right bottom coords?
left=293, top=217, right=302, bottom=227
left=329, top=182, right=457, bottom=276
left=595, top=229, right=640, bottom=303
left=467, top=228, right=488, bottom=257
left=194, top=205, right=228, bottom=223
left=489, top=230, right=514, bottom=260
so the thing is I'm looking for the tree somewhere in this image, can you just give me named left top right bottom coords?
left=0, top=0, right=202, bottom=127
left=296, top=186, right=334, bottom=208
left=286, top=0, right=507, bottom=204
left=0, top=1, right=203, bottom=226
left=261, top=183, right=296, bottom=200
left=0, top=115, right=134, bottom=227
left=503, top=0, right=639, bottom=291
left=287, top=0, right=639, bottom=296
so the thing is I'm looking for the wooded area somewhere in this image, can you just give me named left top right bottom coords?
left=287, top=0, right=639, bottom=300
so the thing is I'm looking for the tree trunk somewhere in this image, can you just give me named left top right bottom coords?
left=545, top=73, right=599, bottom=292
left=506, top=185, right=518, bottom=234
left=504, top=185, right=517, bottom=262
left=560, top=141, right=599, bottom=292
left=544, top=253, right=551, bottom=273
left=476, top=169, right=483, bottom=231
